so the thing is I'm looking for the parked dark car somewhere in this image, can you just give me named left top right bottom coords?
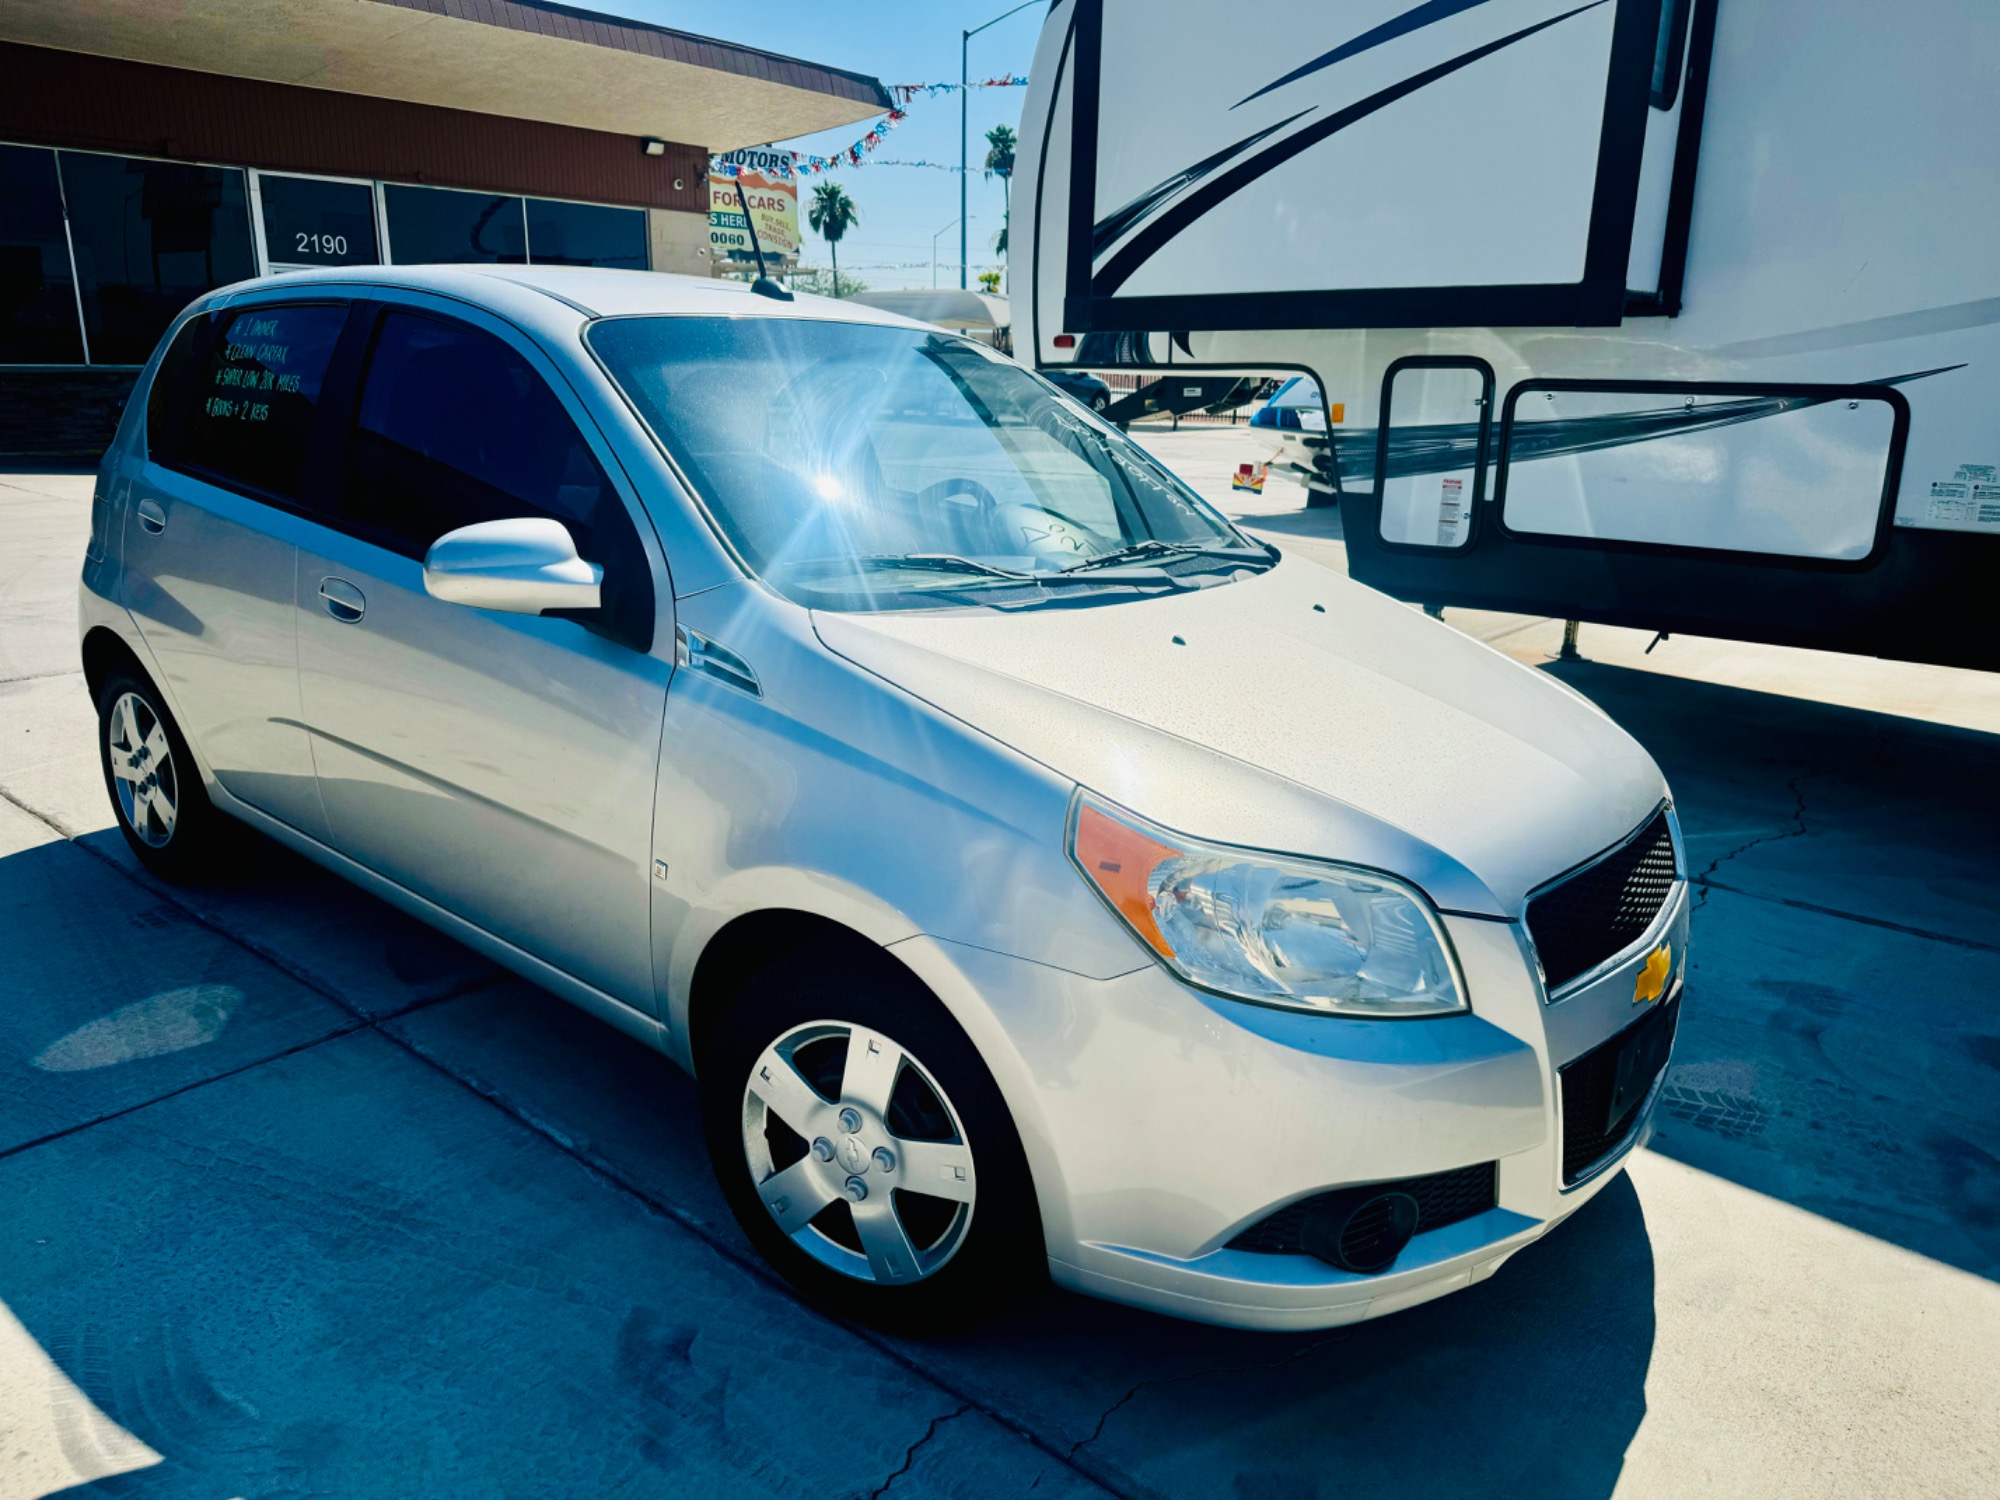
left=1039, top=366, right=1111, bottom=413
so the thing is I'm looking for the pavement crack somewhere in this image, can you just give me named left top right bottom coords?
left=1690, top=729, right=1902, bottom=911
left=0, top=1021, right=369, bottom=1163
left=866, top=1403, right=972, bottom=1499
left=1065, top=1332, right=1349, bottom=1461
left=1692, top=771, right=1810, bottom=909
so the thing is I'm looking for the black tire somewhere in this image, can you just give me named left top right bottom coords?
left=1090, top=392, right=1110, bottom=414
left=701, top=948, right=1044, bottom=1334
left=95, top=667, right=228, bottom=880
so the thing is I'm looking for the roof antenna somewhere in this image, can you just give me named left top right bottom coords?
left=733, top=175, right=793, bottom=302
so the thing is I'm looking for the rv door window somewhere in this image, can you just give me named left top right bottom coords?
left=1497, top=384, right=1905, bottom=564
left=1376, top=360, right=1492, bottom=551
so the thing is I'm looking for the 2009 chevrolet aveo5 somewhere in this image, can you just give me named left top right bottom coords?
left=82, top=266, right=1687, bottom=1332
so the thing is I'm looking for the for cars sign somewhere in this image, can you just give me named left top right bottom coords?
left=709, top=149, right=800, bottom=268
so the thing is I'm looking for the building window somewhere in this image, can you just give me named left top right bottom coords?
left=525, top=198, right=648, bottom=270
left=258, top=174, right=380, bottom=270
left=384, top=185, right=526, bottom=265
left=58, top=152, right=255, bottom=366
left=0, top=144, right=85, bottom=364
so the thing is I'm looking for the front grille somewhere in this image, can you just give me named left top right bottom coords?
left=1558, top=996, right=1680, bottom=1184
left=1526, top=809, right=1678, bottom=993
left=1227, top=1161, right=1497, bottom=1255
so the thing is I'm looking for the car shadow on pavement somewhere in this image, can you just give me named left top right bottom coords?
left=1543, top=660, right=2000, bottom=1282
left=0, top=824, right=1659, bottom=1500
left=384, top=971, right=1657, bottom=1500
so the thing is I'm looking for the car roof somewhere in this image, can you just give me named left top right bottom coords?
left=209, top=263, right=932, bottom=332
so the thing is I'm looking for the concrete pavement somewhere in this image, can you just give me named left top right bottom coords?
left=2, top=461, right=1997, bottom=1498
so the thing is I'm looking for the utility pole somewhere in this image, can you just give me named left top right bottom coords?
left=932, top=217, right=960, bottom=288
left=962, top=0, right=1038, bottom=291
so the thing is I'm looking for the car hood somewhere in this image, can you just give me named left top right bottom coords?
left=811, top=554, right=1667, bottom=917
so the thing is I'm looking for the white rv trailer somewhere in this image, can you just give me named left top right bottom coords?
left=1017, top=0, right=2000, bottom=670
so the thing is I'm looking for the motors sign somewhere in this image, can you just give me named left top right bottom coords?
left=710, top=149, right=799, bottom=267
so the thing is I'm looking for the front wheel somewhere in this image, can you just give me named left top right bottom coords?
left=701, top=950, right=1043, bottom=1333
left=96, top=668, right=227, bottom=880
left=1090, top=393, right=1110, bottom=414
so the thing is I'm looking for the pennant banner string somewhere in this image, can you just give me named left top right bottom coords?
left=710, top=78, right=1029, bottom=182
left=890, top=76, right=1030, bottom=105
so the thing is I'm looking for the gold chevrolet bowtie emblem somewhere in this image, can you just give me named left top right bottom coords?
left=1635, top=943, right=1672, bottom=1005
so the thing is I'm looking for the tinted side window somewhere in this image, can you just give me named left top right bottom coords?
left=174, top=304, right=347, bottom=501
left=145, top=313, right=216, bottom=463
left=342, top=311, right=654, bottom=651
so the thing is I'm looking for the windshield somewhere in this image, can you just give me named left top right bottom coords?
left=587, top=316, right=1270, bottom=611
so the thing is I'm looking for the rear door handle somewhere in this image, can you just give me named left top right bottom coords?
left=136, top=497, right=167, bottom=535
left=318, top=576, right=366, bottom=623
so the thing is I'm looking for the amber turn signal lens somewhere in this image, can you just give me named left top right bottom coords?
left=1073, top=802, right=1183, bottom=957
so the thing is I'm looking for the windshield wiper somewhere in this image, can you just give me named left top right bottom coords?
left=791, top=553, right=1036, bottom=581
left=1055, top=539, right=1274, bottom=575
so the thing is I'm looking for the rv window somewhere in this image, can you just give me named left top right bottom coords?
left=1650, top=0, right=1691, bottom=109
left=1497, top=384, right=1902, bottom=564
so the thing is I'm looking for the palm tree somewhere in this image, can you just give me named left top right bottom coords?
left=807, top=181, right=859, bottom=297
left=984, top=124, right=1016, bottom=285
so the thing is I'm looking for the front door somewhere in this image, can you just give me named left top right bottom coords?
left=294, top=302, right=671, bottom=1009
left=122, top=300, right=352, bottom=840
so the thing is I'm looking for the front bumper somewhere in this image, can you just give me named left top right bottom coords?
left=891, top=883, right=1688, bottom=1331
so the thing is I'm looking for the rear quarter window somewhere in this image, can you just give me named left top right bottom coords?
left=144, top=313, right=216, bottom=465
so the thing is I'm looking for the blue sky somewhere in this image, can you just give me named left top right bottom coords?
left=601, top=2, right=1043, bottom=290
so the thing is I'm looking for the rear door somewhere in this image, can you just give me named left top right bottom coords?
left=124, top=299, right=351, bottom=839
left=293, top=300, right=671, bottom=1010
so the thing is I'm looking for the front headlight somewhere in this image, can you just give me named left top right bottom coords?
left=1069, top=796, right=1467, bottom=1018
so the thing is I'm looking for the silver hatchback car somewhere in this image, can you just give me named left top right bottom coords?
left=81, top=266, right=1687, bottom=1332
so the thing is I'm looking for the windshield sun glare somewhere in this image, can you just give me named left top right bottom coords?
left=587, top=316, right=1269, bottom=610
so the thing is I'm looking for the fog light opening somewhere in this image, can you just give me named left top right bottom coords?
left=1301, top=1189, right=1421, bottom=1274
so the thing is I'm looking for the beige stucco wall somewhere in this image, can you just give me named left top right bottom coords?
left=648, top=208, right=717, bottom=277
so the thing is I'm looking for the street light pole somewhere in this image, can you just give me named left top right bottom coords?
left=961, top=0, right=1039, bottom=292
left=959, top=29, right=967, bottom=291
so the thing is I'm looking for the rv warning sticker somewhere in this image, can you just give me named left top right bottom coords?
left=1437, top=476, right=1465, bottom=546
left=1927, top=464, right=2000, bottom=525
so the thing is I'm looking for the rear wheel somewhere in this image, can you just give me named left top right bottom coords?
left=96, top=668, right=227, bottom=880
left=701, top=949, right=1043, bottom=1333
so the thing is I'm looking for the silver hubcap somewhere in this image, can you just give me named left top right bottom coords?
left=106, top=691, right=178, bottom=848
left=742, top=1021, right=976, bottom=1286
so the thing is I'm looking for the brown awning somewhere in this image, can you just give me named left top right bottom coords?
left=0, top=0, right=891, bottom=152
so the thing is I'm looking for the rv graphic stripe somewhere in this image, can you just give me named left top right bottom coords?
left=1090, top=1, right=1609, bottom=298
left=1320, top=367, right=1960, bottom=486
left=1091, top=112, right=1310, bottom=259
left=1232, top=0, right=1502, bottom=109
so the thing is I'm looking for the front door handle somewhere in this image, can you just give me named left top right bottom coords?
left=318, top=576, right=366, bottom=623
left=136, top=497, right=167, bottom=535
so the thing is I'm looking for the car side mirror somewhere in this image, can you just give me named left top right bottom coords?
left=422, top=518, right=602, bottom=614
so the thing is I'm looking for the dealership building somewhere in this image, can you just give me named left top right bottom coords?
left=0, top=0, right=887, bottom=460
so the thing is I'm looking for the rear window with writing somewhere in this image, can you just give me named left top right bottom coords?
left=178, top=304, right=347, bottom=501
